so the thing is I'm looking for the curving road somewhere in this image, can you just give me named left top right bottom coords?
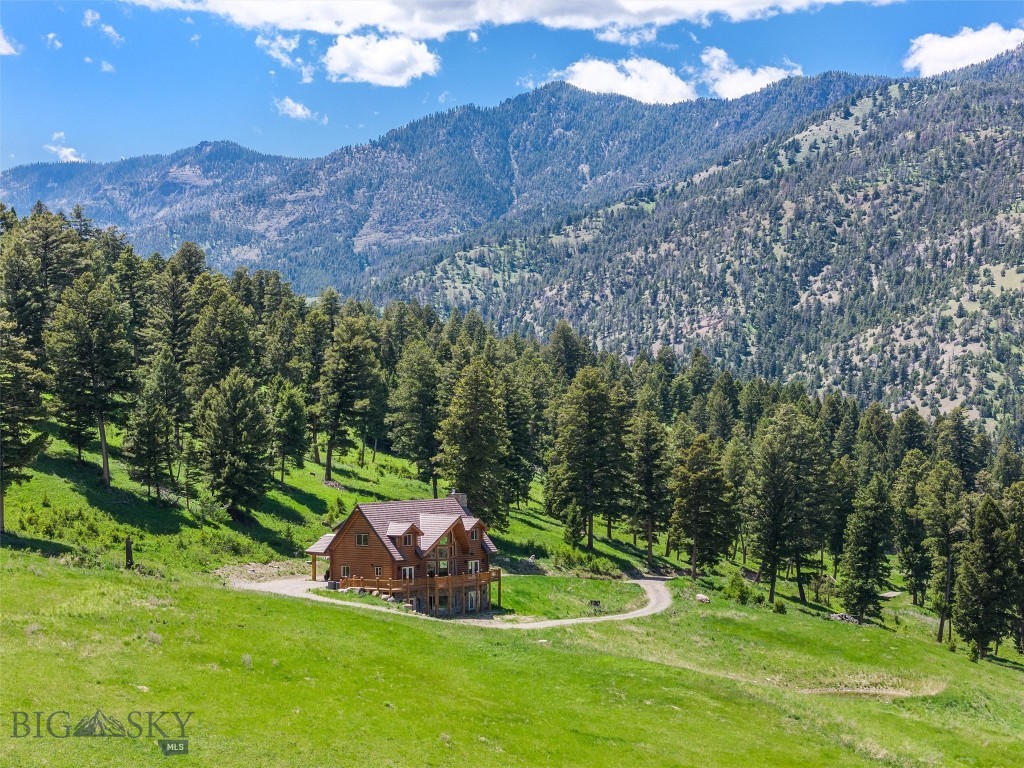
left=231, top=575, right=673, bottom=629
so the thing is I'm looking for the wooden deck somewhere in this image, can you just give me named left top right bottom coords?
left=326, top=569, right=502, bottom=616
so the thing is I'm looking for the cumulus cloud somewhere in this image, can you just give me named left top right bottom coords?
left=100, top=60, right=116, bottom=72
left=125, top=1, right=882, bottom=37
left=45, top=32, right=63, bottom=50
left=903, top=23, right=1024, bottom=77
left=44, top=140, right=85, bottom=162
left=190, top=33, right=201, bottom=44
left=83, top=9, right=101, bottom=27
left=323, top=34, right=439, bottom=86
left=467, top=31, right=479, bottom=43
left=124, top=0, right=881, bottom=85
left=553, top=57, right=696, bottom=104
left=0, top=26, right=19, bottom=55
left=273, top=95, right=328, bottom=124
left=700, top=46, right=801, bottom=98
left=101, top=23, right=125, bottom=45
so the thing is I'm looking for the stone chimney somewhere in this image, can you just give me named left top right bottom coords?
left=449, top=489, right=468, bottom=510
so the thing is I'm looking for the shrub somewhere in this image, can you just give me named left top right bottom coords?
left=550, top=545, right=621, bottom=577
left=722, top=571, right=752, bottom=604
left=772, top=600, right=787, bottom=614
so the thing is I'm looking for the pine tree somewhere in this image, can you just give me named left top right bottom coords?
left=625, top=406, right=671, bottom=568
left=1003, top=482, right=1024, bottom=653
left=296, top=308, right=332, bottom=465
left=21, top=205, right=84, bottom=313
left=0, top=236, right=47, bottom=359
left=168, top=241, right=208, bottom=284
left=546, top=367, right=626, bottom=549
left=144, top=263, right=195, bottom=369
left=148, top=344, right=188, bottom=447
left=195, top=368, right=271, bottom=520
left=917, top=459, right=967, bottom=642
left=748, top=405, right=829, bottom=603
left=186, top=287, right=254, bottom=400
left=112, top=245, right=151, bottom=362
left=837, top=474, right=892, bottom=622
left=123, top=372, right=174, bottom=497
left=826, top=455, right=858, bottom=576
left=0, top=307, right=48, bottom=532
left=435, top=357, right=510, bottom=529
left=952, top=496, right=1013, bottom=658
left=45, top=273, right=133, bottom=487
left=892, top=449, right=931, bottom=605
left=387, top=341, right=442, bottom=496
left=318, top=316, right=379, bottom=481
left=934, top=408, right=984, bottom=489
left=992, top=437, right=1023, bottom=489
left=669, top=433, right=735, bottom=579
left=500, top=362, right=538, bottom=508
left=270, top=381, right=308, bottom=484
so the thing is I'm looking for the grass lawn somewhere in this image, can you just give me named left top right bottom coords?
left=495, top=575, right=645, bottom=620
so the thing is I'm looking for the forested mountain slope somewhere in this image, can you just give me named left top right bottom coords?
left=384, top=48, right=1024, bottom=426
left=1, top=74, right=882, bottom=291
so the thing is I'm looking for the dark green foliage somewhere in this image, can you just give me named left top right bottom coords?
left=44, top=272, right=133, bottom=487
left=837, top=475, right=892, bottom=622
left=270, top=381, right=309, bottom=484
left=625, top=406, right=672, bottom=567
left=123, top=370, right=174, bottom=496
left=387, top=340, right=442, bottom=495
left=547, top=367, right=627, bottom=549
left=952, top=496, right=1014, bottom=657
left=669, top=433, right=735, bottom=579
left=195, top=368, right=271, bottom=520
left=0, top=307, right=48, bottom=531
left=917, top=460, right=967, bottom=642
left=435, top=357, right=510, bottom=530
left=892, top=449, right=932, bottom=606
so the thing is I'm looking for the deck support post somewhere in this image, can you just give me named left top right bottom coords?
left=311, top=554, right=317, bottom=582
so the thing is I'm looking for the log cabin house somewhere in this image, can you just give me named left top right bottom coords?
left=304, top=491, right=501, bottom=617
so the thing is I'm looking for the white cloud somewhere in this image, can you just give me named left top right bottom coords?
left=124, top=0, right=884, bottom=85
left=273, top=95, right=328, bottom=124
left=903, top=23, right=1024, bottom=77
left=0, top=26, right=19, bottom=55
left=52, top=131, right=66, bottom=141
left=323, top=34, right=439, bottom=87
left=83, top=9, right=124, bottom=44
left=257, top=33, right=317, bottom=83
left=553, top=57, right=696, bottom=104
left=44, top=142, right=85, bottom=162
left=190, top=33, right=201, bottom=44
left=45, top=32, right=63, bottom=50
left=84, top=56, right=93, bottom=63
left=467, top=31, right=479, bottom=43
left=700, top=46, right=801, bottom=98
left=125, top=1, right=884, bottom=38
left=595, top=26, right=657, bottom=46
left=101, top=23, right=125, bottom=45
left=100, top=60, right=116, bottom=73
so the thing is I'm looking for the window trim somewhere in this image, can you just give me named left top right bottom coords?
left=401, top=566, right=415, bottom=580
left=403, top=534, right=413, bottom=547
left=467, top=559, right=480, bottom=575
left=355, top=533, right=369, bottom=547
left=470, top=529, right=479, bottom=541
left=340, top=565, right=350, bottom=578
left=374, top=565, right=382, bottom=578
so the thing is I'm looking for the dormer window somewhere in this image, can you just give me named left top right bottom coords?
left=470, top=529, right=479, bottom=541
left=403, top=534, right=413, bottom=547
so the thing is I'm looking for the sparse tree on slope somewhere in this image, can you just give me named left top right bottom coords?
left=837, top=474, right=892, bottom=622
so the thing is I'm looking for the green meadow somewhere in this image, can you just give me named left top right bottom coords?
left=1, top=424, right=1023, bottom=767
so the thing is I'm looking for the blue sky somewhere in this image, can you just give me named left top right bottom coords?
left=1, top=1, right=1022, bottom=170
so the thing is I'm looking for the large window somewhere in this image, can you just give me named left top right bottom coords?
left=356, top=533, right=369, bottom=547
left=401, top=566, right=415, bottom=580
left=437, top=560, right=449, bottom=576
left=467, top=560, right=480, bottom=574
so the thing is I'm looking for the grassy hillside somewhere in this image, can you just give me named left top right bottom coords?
left=3, top=547, right=1022, bottom=767
left=3, top=424, right=1023, bottom=766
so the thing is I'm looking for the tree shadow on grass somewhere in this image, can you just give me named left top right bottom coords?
left=986, top=655, right=1024, bottom=673
left=33, top=453, right=190, bottom=535
left=1, top=532, right=75, bottom=557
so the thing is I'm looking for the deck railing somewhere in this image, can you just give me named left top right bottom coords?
left=330, top=568, right=500, bottom=595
